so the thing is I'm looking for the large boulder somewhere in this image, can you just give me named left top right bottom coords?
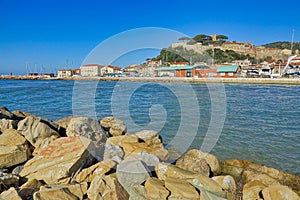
left=75, top=159, right=116, bottom=183
left=107, top=134, right=138, bottom=146
left=100, top=117, right=127, bottom=137
left=221, top=159, right=253, bottom=179
left=176, top=149, right=221, bottom=176
left=87, top=174, right=129, bottom=200
left=19, top=179, right=43, bottom=200
left=129, top=185, right=147, bottom=200
left=0, top=129, right=31, bottom=168
left=134, top=130, right=163, bottom=149
left=33, top=183, right=88, bottom=200
left=19, top=136, right=92, bottom=185
left=117, top=159, right=150, bottom=194
left=17, top=116, right=60, bottom=147
left=212, top=175, right=237, bottom=194
left=66, top=117, right=106, bottom=147
left=121, top=142, right=169, bottom=161
left=165, top=177, right=199, bottom=199
left=55, top=116, right=76, bottom=130
left=0, top=119, right=18, bottom=131
left=0, top=187, right=22, bottom=200
left=144, top=177, right=169, bottom=200
left=242, top=180, right=267, bottom=200
left=262, top=184, right=300, bottom=200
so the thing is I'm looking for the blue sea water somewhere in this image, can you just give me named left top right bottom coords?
left=0, top=80, right=299, bottom=174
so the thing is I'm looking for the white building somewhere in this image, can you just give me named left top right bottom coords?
left=232, top=59, right=251, bottom=69
left=80, top=64, right=103, bottom=77
left=57, top=69, right=73, bottom=78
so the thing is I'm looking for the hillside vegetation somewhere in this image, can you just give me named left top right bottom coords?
left=262, top=41, right=300, bottom=52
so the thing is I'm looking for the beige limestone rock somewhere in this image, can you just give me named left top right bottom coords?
left=176, top=149, right=221, bottom=176
left=116, top=159, right=150, bottom=193
left=0, top=119, right=18, bottom=131
left=75, top=159, right=116, bottom=183
left=66, top=117, right=106, bottom=147
left=121, top=142, right=169, bottom=161
left=33, top=183, right=88, bottom=200
left=129, top=185, right=147, bottom=200
left=220, top=159, right=253, bottom=179
left=134, top=130, right=163, bottom=148
left=212, top=175, right=237, bottom=193
left=17, top=116, right=60, bottom=147
left=107, top=134, right=138, bottom=146
left=0, top=187, right=22, bottom=200
left=242, top=180, right=266, bottom=200
left=20, top=136, right=91, bottom=185
left=144, top=177, right=169, bottom=200
left=87, top=174, right=129, bottom=200
left=165, top=177, right=199, bottom=200
left=262, top=184, right=300, bottom=200
left=100, top=117, right=127, bottom=137
left=55, top=116, right=76, bottom=129
left=0, top=106, right=14, bottom=119
left=0, top=129, right=31, bottom=168
left=32, top=135, right=58, bottom=156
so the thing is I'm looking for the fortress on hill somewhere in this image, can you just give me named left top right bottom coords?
left=171, top=34, right=292, bottom=61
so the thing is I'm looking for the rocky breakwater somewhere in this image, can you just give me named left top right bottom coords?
left=0, top=106, right=299, bottom=200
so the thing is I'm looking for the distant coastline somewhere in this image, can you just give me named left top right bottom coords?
left=1, top=75, right=300, bottom=85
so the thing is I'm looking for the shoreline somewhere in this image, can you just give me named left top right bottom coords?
left=2, top=75, right=300, bottom=85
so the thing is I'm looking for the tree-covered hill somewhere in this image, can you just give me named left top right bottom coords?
left=262, top=41, right=300, bottom=52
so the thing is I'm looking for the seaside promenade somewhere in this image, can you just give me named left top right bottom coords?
left=2, top=75, right=300, bottom=85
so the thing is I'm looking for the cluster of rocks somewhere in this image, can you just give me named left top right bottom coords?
left=0, top=106, right=299, bottom=200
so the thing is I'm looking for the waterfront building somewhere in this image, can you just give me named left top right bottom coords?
left=217, top=65, right=241, bottom=78
left=57, top=70, right=73, bottom=78
left=80, top=64, right=103, bottom=77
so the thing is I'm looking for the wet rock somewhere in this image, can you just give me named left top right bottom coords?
left=212, top=175, right=237, bottom=194
left=33, top=183, right=88, bottom=200
left=20, top=136, right=92, bottom=185
left=17, top=116, right=60, bottom=147
left=117, top=159, right=150, bottom=194
left=144, top=177, right=169, bottom=200
left=242, top=180, right=266, bottom=200
left=0, top=187, right=22, bottom=200
left=87, top=174, right=129, bottom=200
left=66, top=117, right=106, bottom=147
left=165, top=177, right=199, bottom=199
left=100, top=117, right=127, bottom=137
left=0, top=119, right=18, bottom=131
left=75, top=159, right=116, bottom=183
left=0, top=129, right=31, bottom=168
left=262, top=184, right=300, bottom=200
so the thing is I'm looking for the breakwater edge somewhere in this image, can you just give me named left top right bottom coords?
left=0, top=107, right=299, bottom=199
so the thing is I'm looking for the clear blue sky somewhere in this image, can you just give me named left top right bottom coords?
left=0, top=0, right=299, bottom=75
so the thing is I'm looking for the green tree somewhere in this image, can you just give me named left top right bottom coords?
left=178, top=36, right=191, bottom=42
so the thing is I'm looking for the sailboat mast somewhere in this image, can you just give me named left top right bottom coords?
left=290, top=29, right=295, bottom=56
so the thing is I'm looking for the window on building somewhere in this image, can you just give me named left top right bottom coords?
left=228, top=72, right=234, bottom=76
left=220, top=72, right=225, bottom=76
